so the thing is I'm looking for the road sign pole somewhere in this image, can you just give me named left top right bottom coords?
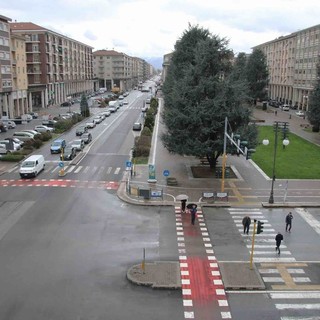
left=250, top=220, right=257, bottom=270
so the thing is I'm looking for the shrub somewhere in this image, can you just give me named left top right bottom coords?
left=133, top=144, right=150, bottom=157
left=141, top=126, right=152, bottom=136
left=40, top=132, right=52, bottom=141
left=33, top=139, right=43, bottom=149
left=0, top=154, right=25, bottom=162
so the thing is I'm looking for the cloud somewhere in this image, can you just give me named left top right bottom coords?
left=2, top=0, right=320, bottom=58
left=84, top=30, right=97, bottom=41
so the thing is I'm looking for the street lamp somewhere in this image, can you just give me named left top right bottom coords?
left=263, top=121, right=290, bottom=204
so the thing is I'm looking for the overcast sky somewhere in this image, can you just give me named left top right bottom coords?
left=2, top=0, right=320, bottom=59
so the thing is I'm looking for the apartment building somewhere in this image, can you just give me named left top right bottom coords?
left=93, top=49, right=153, bottom=92
left=253, top=24, right=320, bottom=111
left=10, top=22, right=94, bottom=110
left=11, top=33, right=28, bottom=118
left=0, top=15, right=13, bottom=118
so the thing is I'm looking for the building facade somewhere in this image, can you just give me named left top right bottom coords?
left=93, top=50, right=154, bottom=92
left=254, top=24, right=320, bottom=111
left=0, top=15, right=13, bottom=118
left=10, top=22, right=94, bottom=111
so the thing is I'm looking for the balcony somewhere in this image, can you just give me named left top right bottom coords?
left=27, top=68, right=41, bottom=74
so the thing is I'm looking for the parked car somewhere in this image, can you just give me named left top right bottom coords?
left=76, top=125, right=88, bottom=136
left=86, top=121, right=96, bottom=128
left=282, top=104, right=290, bottom=111
left=22, top=114, right=33, bottom=122
left=142, top=105, right=148, bottom=112
left=71, top=139, right=85, bottom=151
left=50, top=139, right=66, bottom=154
left=132, top=122, right=142, bottom=131
left=0, top=140, right=21, bottom=151
left=296, top=110, right=305, bottom=117
left=93, top=116, right=102, bottom=124
left=82, top=132, right=92, bottom=144
left=12, top=131, right=35, bottom=142
left=100, top=110, right=110, bottom=117
left=60, top=101, right=72, bottom=107
left=5, top=137, right=24, bottom=147
left=21, top=129, right=40, bottom=137
left=35, top=125, right=54, bottom=133
left=108, top=106, right=116, bottom=113
left=123, top=99, right=129, bottom=105
left=0, top=122, right=8, bottom=132
left=29, top=112, right=39, bottom=119
left=0, top=143, right=10, bottom=155
left=42, top=120, right=57, bottom=127
left=3, top=120, right=16, bottom=129
left=60, top=145, right=76, bottom=161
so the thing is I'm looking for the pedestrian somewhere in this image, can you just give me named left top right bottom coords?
left=190, top=205, right=197, bottom=225
left=181, top=199, right=187, bottom=214
left=275, top=232, right=283, bottom=255
left=275, top=110, right=277, bottom=116
left=285, top=212, right=293, bottom=232
left=242, top=216, right=251, bottom=234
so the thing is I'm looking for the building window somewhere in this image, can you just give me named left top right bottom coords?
left=2, top=80, right=12, bottom=87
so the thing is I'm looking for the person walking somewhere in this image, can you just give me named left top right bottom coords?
left=190, top=205, right=197, bottom=225
left=242, top=216, right=251, bottom=234
left=180, top=199, right=187, bottom=214
left=275, top=232, right=284, bottom=255
left=285, top=212, right=293, bottom=232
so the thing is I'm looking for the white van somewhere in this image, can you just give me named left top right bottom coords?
left=19, top=155, right=45, bottom=178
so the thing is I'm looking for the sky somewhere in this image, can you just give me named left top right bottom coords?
left=2, top=0, right=320, bottom=63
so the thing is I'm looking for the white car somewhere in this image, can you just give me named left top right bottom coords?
left=100, top=110, right=110, bottom=117
left=86, top=121, right=96, bottom=128
left=93, top=117, right=102, bottom=124
left=296, top=110, right=305, bottom=117
left=0, top=140, right=21, bottom=151
left=71, top=139, right=85, bottom=151
left=0, top=143, right=9, bottom=155
left=35, top=125, right=54, bottom=133
left=282, top=104, right=290, bottom=111
left=3, top=120, right=16, bottom=129
left=123, top=99, right=129, bottom=105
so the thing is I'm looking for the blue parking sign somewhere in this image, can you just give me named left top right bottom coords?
left=59, top=161, right=64, bottom=168
left=126, top=161, right=132, bottom=168
left=163, top=169, right=170, bottom=177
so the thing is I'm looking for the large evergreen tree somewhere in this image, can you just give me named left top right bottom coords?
left=162, top=25, right=255, bottom=167
left=80, top=94, right=90, bottom=117
left=307, top=59, right=320, bottom=132
left=246, top=48, right=269, bottom=104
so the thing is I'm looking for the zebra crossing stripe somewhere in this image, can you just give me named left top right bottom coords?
left=75, top=166, right=82, bottom=173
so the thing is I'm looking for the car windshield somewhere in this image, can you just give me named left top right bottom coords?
left=21, top=161, right=35, bottom=168
left=52, top=141, right=62, bottom=146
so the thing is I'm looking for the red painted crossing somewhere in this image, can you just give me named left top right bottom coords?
left=0, top=179, right=119, bottom=190
left=176, top=207, right=232, bottom=319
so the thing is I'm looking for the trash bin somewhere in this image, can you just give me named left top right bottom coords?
left=262, top=102, right=267, bottom=110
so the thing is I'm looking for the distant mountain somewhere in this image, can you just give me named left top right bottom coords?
left=143, top=57, right=163, bottom=70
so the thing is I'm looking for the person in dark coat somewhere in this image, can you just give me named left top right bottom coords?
left=242, top=216, right=251, bottom=234
left=181, top=199, right=187, bottom=213
left=275, top=232, right=284, bottom=255
left=190, top=205, right=197, bottom=225
left=285, top=212, right=293, bottom=232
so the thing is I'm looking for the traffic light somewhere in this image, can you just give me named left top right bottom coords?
left=257, top=221, right=264, bottom=234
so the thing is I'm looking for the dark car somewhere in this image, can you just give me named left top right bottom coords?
left=76, top=125, right=88, bottom=136
left=42, top=120, right=57, bottom=127
left=81, top=132, right=92, bottom=144
left=60, top=145, right=76, bottom=161
left=60, top=101, right=72, bottom=107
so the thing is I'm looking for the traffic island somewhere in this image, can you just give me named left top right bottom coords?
left=127, top=261, right=181, bottom=289
left=219, top=262, right=265, bottom=290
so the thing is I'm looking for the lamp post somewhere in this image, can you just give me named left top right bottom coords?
left=263, top=121, right=290, bottom=204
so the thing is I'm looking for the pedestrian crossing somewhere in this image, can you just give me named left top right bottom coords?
left=228, top=208, right=320, bottom=319
left=7, top=163, right=124, bottom=177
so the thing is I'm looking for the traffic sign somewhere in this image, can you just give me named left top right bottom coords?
left=163, top=169, right=170, bottom=177
left=126, top=161, right=132, bottom=168
left=59, top=161, right=64, bottom=168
